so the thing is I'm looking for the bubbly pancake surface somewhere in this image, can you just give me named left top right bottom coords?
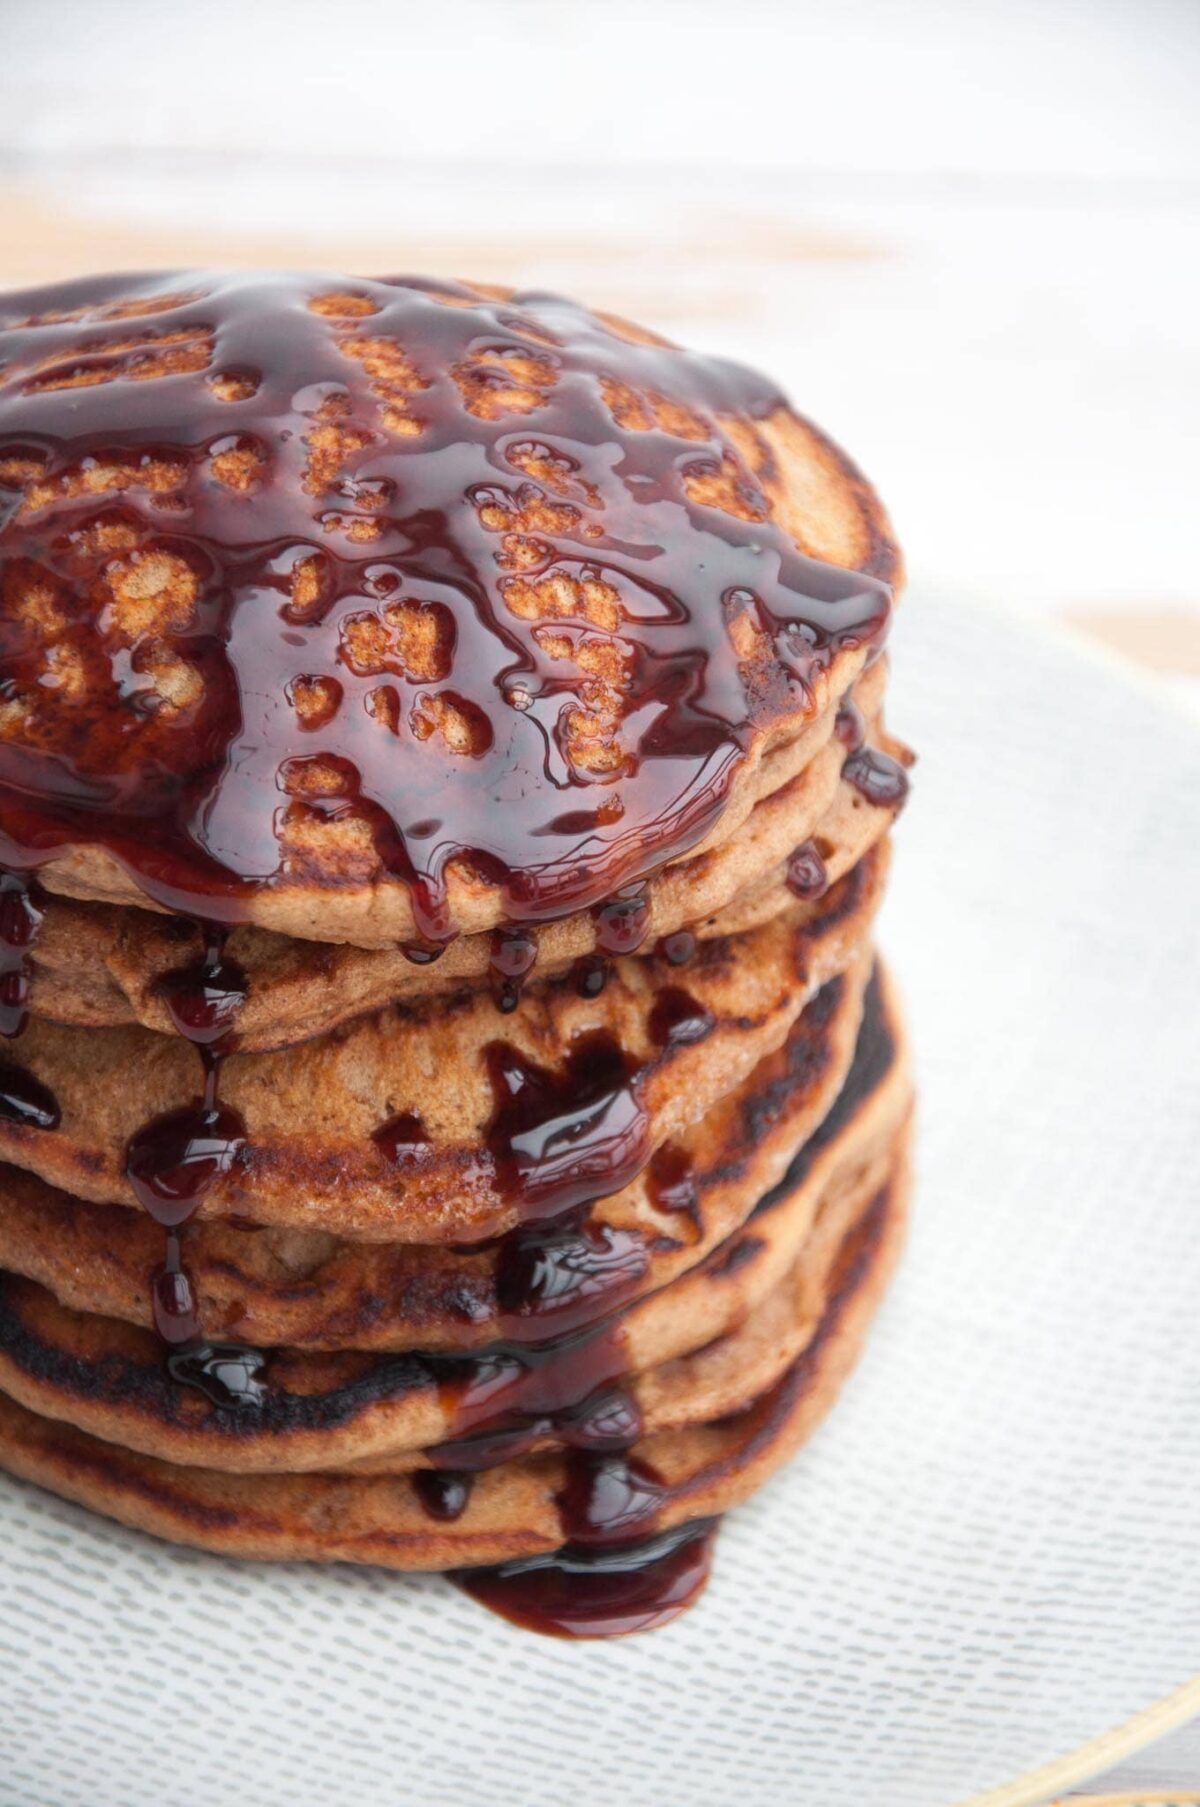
left=0, top=271, right=899, bottom=943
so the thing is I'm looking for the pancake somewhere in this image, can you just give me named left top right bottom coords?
left=0, top=1143, right=909, bottom=1570
left=0, top=842, right=887, bottom=1241
left=0, top=1119, right=906, bottom=1473
left=15, top=677, right=907, bottom=1050
left=0, top=983, right=909, bottom=1471
left=0, top=269, right=915, bottom=1634
left=0, top=954, right=902, bottom=1354
left=0, top=272, right=900, bottom=945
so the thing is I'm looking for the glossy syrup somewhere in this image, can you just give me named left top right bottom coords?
left=483, top=1032, right=651, bottom=1221
left=432, top=1306, right=719, bottom=1636
left=0, top=869, right=44, bottom=1039
left=0, top=865, right=59, bottom=1129
left=647, top=987, right=715, bottom=1049
left=429, top=1028, right=719, bottom=1636
left=488, top=926, right=539, bottom=1014
left=451, top=1518, right=717, bottom=1638
left=0, top=272, right=892, bottom=939
left=656, top=928, right=696, bottom=967
left=413, top=1469, right=474, bottom=1522
left=786, top=840, right=829, bottom=900
left=127, top=925, right=263, bottom=1406
left=842, top=746, right=910, bottom=807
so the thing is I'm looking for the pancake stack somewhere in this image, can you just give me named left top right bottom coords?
left=0, top=271, right=913, bottom=1636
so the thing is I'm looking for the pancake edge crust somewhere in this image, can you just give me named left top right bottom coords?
left=0, top=273, right=903, bottom=944
left=0, top=1134, right=909, bottom=1571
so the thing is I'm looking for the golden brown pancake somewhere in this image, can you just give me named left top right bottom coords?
left=0, top=1145, right=909, bottom=1569
left=0, top=844, right=887, bottom=1241
left=0, top=955, right=903, bottom=1352
left=0, top=270, right=915, bottom=1622
left=18, top=679, right=906, bottom=1049
left=0, top=1124, right=905, bottom=1474
left=0, top=978, right=909, bottom=1471
left=0, top=273, right=901, bottom=945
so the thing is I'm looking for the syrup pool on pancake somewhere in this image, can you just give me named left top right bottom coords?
left=0, top=271, right=892, bottom=943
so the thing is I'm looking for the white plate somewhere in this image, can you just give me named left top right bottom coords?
left=0, top=589, right=1197, bottom=1807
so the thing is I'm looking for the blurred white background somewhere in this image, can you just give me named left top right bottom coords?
left=1, top=0, right=1198, bottom=702
left=0, top=4, right=1198, bottom=1793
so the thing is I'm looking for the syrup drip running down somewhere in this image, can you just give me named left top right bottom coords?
left=413, top=1468, right=474, bottom=1522
left=429, top=1301, right=718, bottom=1635
left=786, top=840, right=829, bottom=900
left=836, top=688, right=910, bottom=809
left=452, top=1518, right=718, bottom=1638
left=125, top=925, right=263, bottom=1407
left=0, top=869, right=43, bottom=1040
left=834, top=697, right=866, bottom=751
left=0, top=865, right=59, bottom=1129
left=431, top=1335, right=642, bottom=1475
left=647, top=988, right=715, bottom=1050
left=372, top=1110, right=431, bottom=1167
left=400, top=942, right=445, bottom=967
left=647, top=1142, right=700, bottom=1227
left=594, top=890, right=651, bottom=959
left=488, top=926, right=539, bottom=1014
left=572, top=955, right=608, bottom=1000
left=426, top=1014, right=719, bottom=1635
left=843, top=747, right=910, bottom=808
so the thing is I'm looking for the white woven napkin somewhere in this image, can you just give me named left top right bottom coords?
left=0, top=588, right=1197, bottom=1807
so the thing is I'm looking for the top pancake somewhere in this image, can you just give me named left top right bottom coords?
left=0, top=271, right=900, bottom=945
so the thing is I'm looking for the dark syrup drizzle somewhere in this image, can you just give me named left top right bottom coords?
left=483, top=1032, right=651, bottom=1221
left=572, top=955, right=608, bottom=999
left=647, top=988, right=715, bottom=1049
left=451, top=1517, right=717, bottom=1638
left=656, top=928, right=696, bottom=967
left=834, top=697, right=866, bottom=750
left=786, top=840, right=828, bottom=900
left=594, top=889, right=650, bottom=959
left=842, top=746, right=910, bottom=808
left=372, top=1110, right=431, bottom=1166
left=436, top=1310, right=717, bottom=1635
left=0, top=869, right=44, bottom=1039
left=400, top=941, right=445, bottom=967
left=413, top=1468, right=474, bottom=1523
left=646, top=1142, right=700, bottom=1228
left=432, top=1024, right=717, bottom=1636
left=0, top=271, right=891, bottom=939
left=488, top=926, right=538, bottom=1014
left=126, top=925, right=262, bottom=1405
left=836, top=688, right=909, bottom=808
